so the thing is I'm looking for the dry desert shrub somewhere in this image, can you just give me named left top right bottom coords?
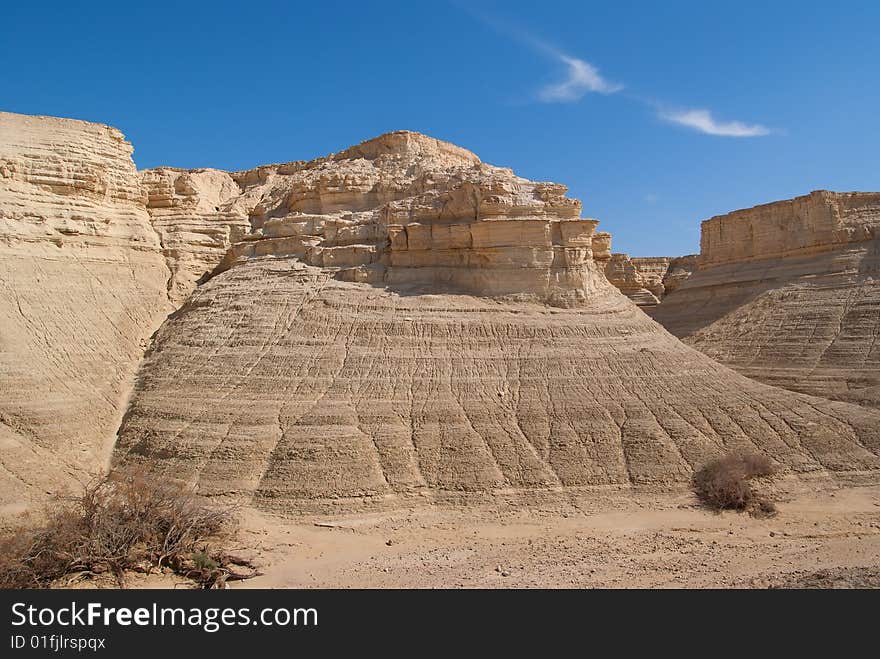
left=0, top=469, right=257, bottom=589
left=693, top=452, right=777, bottom=515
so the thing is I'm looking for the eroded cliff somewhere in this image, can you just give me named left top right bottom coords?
left=652, top=191, right=880, bottom=407
left=602, top=252, right=697, bottom=306
left=111, top=136, right=880, bottom=512
left=0, top=112, right=171, bottom=516
left=3, top=114, right=879, bottom=517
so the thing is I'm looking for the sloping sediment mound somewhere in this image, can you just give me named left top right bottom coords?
left=0, top=112, right=171, bottom=515
left=113, top=136, right=880, bottom=512
left=652, top=191, right=880, bottom=408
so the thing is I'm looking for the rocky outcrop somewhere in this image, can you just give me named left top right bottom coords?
left=662, top=255, right=699, bottom=295
left=651, top=191, right=880, bottom=407
left=0, top=112, right=171, bottom=517
left=2, top=113, right=879, bottom=518
left=603, top=252, right=697, bottom=306
left=210, top=132, right=600, bottom=306
left=700, top=191, right=879, bottom=267
left=140, top=168, right=250, bottom=303
left=112, top=137, right=880, bottom=512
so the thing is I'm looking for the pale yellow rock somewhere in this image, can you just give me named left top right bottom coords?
left=209, top=132, right=597, bottom=305
left=113, top=137, right=880, bottom=512
left=3, top=116, right=879, bottom=519
left=0, top=112, right=171, bottom=517
left=652, top=191, right=880, bottom=407
left=591, top=231, right=612, bottom=264
left=700, top=190, right=879, bottom=267
left=601, top=246, right=697, bottom=307
left=140, top=168, right=250, bottom=303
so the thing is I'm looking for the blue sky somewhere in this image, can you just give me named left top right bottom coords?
left=2, top=1, right=878, bottom=256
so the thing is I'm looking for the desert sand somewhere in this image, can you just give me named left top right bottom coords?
left=108, top=478, right=879, bottom=589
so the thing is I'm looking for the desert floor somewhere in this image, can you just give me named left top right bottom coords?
left=124, top=477, right=879, bottom=589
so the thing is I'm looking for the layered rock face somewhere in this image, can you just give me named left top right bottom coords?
left=211, top=132, right=601, bottom=305
left=0, top=112, right=171, bottom=516
left=603, top=253, right=697, bottom=306
left=140, top=168, right=250, bottom=303
left=113, top=137, right=880, bottom=512
left=652, top=191, right=880, bottom=407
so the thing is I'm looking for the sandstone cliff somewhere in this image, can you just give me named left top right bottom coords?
left=652, top=191, right=880, bottom=407
left=112, top=136, right=880, bottom=512
left=0, top=112, right=171, bottom=516
left=3, top=114, right=879, bottom=518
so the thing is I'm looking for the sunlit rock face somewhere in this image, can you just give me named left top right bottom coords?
left=603, top=254, right=698, bottom=307
left=139, top=167, right=251, bottom=304
left=207, top=131, right=606, bottom=306
left=0, top=112, right=171, bottom=516
left=112, top=135, right=880, bottom=512
left=652, top=191, right=880, bottom=408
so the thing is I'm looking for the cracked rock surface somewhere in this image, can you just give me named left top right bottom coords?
left=0, top=112, right=171, bottom=515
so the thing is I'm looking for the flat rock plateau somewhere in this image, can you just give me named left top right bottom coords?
left=1, top=112, right=879, bottom=588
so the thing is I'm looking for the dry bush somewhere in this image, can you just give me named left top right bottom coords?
left=0, top=469, right=256, bottom=589
left=693, top=451, right=777, bottom=515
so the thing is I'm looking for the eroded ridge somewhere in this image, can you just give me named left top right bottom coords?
left=652, top=191, right=880, bottom=407
left=113, top=141, right=880, bottom=512
left=0, top=112, right=171, bottom=515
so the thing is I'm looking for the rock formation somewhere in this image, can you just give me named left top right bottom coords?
left=111, top=135, right=880, bottom=512
left=651, top=191, right=880, bottom=408
left=662, top=254, right=700, bottom=295
left=602, top=251, right=697, bottom=306
left=140, top=168, right=250, bottom=303
left=0, top=112, right=171, bottom=516
left=2, top=112, right=879, bottom=518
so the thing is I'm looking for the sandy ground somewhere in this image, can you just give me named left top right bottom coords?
left=154, top=478, right=877, bottom=590
left=110, top=478, right=880, bottom=590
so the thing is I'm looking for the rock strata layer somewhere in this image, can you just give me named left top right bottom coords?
left=604, top=254, right=697, bottom=306
left=652, top=191, right=880, bottom=408
left=0, top=112, right=171, bottom=516
left=112, top=137, right=880, bottom=511
left=140, top=168, right=250, bottom=303
left=2, top=113, right=879, bottom=517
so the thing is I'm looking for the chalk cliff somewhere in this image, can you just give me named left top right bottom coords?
left=603, top=253, right=697, bottom=306
left=652, top=191, right=880, bottom=407
left=111, top=137, right=880, bottom=512
left=2, top=113, right=878, bottom=518
left=0, top=112, right=171, bottom=516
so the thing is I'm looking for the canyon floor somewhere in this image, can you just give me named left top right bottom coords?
left=117, top=477, right=880, bottom=589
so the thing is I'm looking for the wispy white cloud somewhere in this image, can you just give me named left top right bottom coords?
left=539, top=55, right=622, bottom=102
left=458, top=4, right=772, bottom=136
left=659, top=108, right=770, bottom=137
left=456, top=4, right=620, bottom=103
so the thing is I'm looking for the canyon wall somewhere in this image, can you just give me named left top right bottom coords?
left=0, top=112, right=171, bottom=516
left=3, top=112, right=879, bottom=518
left=112, top=135, right=880, bottom=512
left=700, top=191, right=879, bottom=267
left=140, top=168, right=250, bottom=303
left=652, top=191, right=880, bottom=407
